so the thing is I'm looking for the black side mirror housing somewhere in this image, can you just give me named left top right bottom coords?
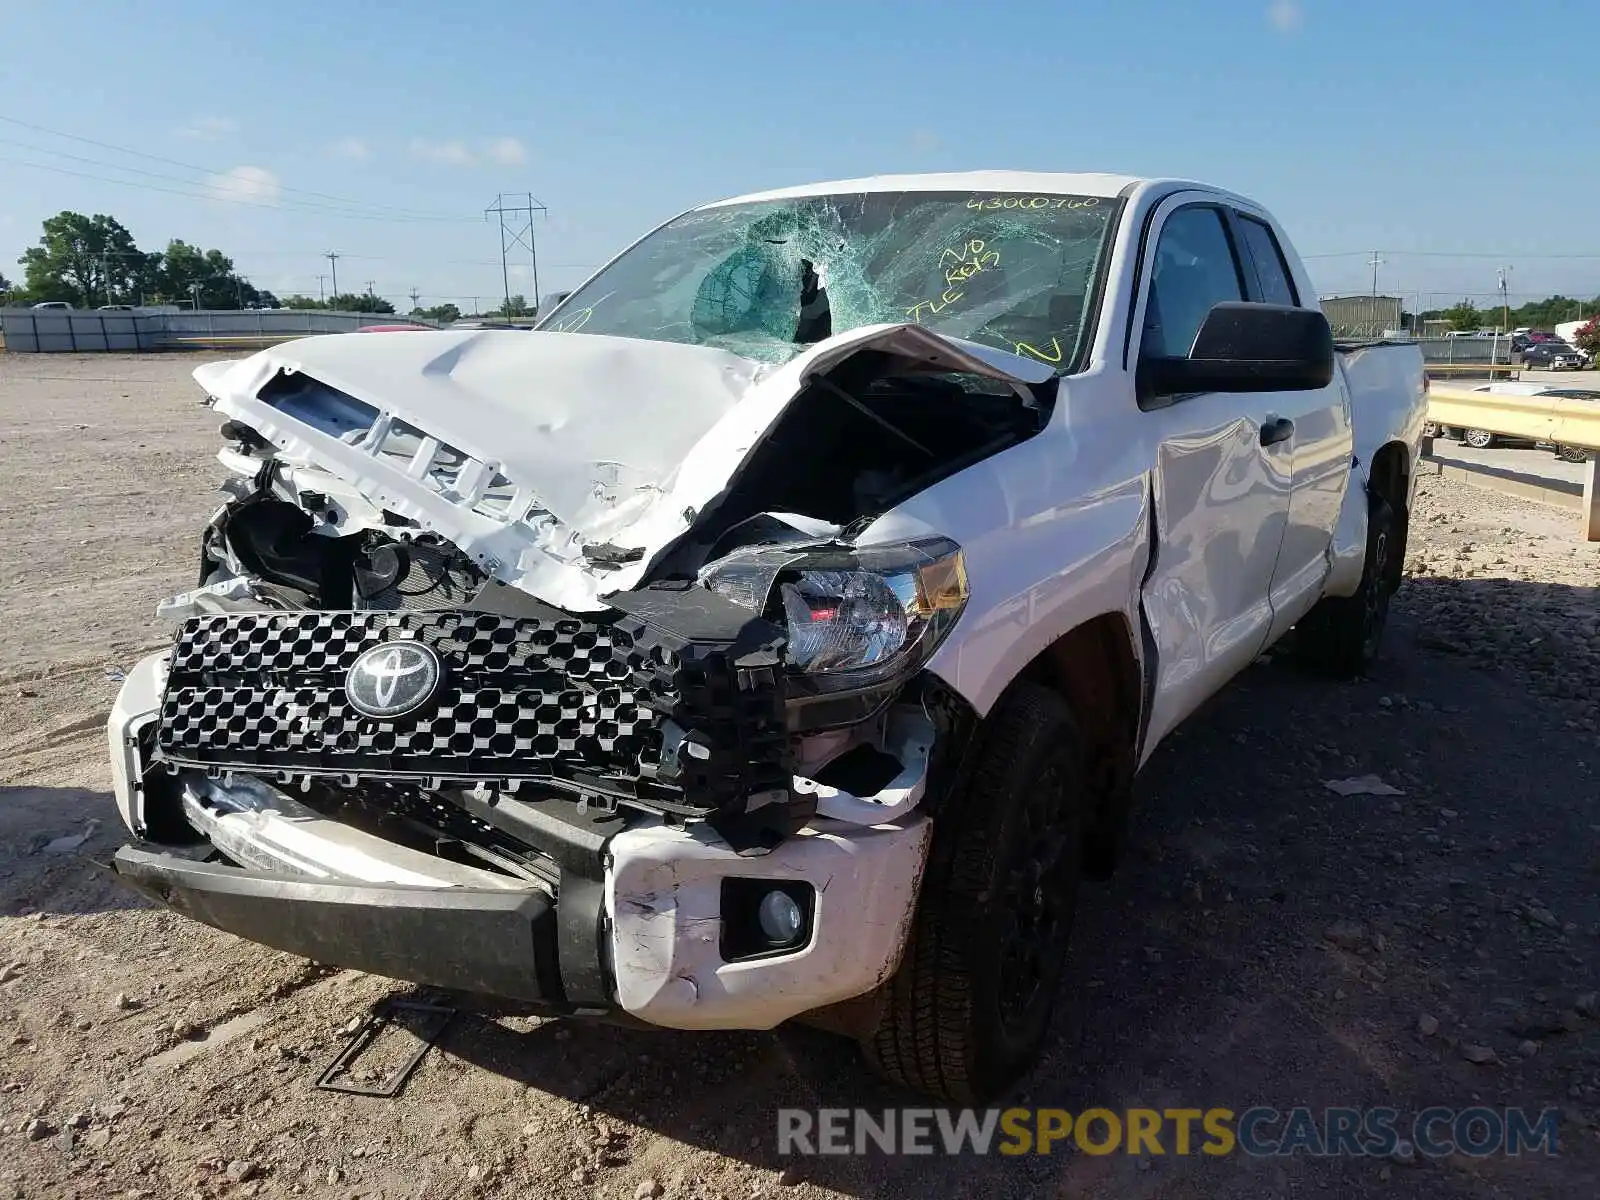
left=1138, top=302, right=1335, bottom=402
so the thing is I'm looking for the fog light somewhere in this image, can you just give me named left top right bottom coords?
left=758, top=889, right=805, bottom=944
left=721, top=878, right=815, bottom=960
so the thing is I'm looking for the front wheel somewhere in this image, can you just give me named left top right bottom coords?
left=1556, top=444, right=1591, bottom=464
left=1464, top=428, right=1495, bottom=449
left=1294, top=494, right=1397, bottom=679
left=859, top=683, right=1084, bottom=1103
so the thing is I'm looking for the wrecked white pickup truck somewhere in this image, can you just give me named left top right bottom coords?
left=107, top=172, right=1425, bottom=1102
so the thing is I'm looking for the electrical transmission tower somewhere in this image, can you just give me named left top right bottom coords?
left=485, top=193, right=547, bottom=317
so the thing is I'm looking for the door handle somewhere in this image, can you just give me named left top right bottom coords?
left=1259, top=417, right=1294, bottom=447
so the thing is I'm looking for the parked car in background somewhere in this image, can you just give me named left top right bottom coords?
left=1425, top=381, right=1596, bottom=461
left=30, top=301, right=72, bottom=310
left=1523, top=341, right=1587, bottom=370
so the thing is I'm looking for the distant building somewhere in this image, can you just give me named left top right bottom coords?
left=1320, top=294, right=1405, bottom=338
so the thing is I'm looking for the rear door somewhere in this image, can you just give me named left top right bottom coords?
left=1230, top=209, right=1354, bottom=643
left=1132, top=198, right=1294, bottom=752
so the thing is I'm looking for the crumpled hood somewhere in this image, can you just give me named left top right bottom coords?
left=196, top=325, right=1048, bottom=611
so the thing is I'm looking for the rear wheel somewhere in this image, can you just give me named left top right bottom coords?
left=1556, top=444, right=1590, bottom=464
left=1464, top=428, right=1495, bottom=449
left=1295, top=494, right=1397, bottom=679
left=858, top=683, right=1084, bottom=1103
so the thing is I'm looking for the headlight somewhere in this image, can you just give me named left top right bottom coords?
left=699, top=537, right=968, bottom=696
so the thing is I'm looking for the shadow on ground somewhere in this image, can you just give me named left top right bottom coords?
left=0, top=785, right=146, bottom=916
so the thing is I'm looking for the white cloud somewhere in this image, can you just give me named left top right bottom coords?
left=177, top=116, right=238, bottom=141
left=410, top=138, right=476, bottom=167
left=206, top=165, right=281, bottom=205
left=1267, top=0, right=1303, bottom=32
left=486, top=136, right=527, bottom=166
left=329, top=137, right=371, bottom=162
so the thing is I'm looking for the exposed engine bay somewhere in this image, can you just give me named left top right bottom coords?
left=133, top=325, right=1051, bottom=884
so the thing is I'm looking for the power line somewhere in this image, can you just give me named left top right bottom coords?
left=0, top=113, right=470, bottom=222
left=0, top=154, right=478, bottom=225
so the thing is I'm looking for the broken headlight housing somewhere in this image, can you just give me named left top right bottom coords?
left=699, top=537, right=968, bottom=727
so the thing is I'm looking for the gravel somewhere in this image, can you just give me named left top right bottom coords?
left=0, top=356, right=1596, bottom=1199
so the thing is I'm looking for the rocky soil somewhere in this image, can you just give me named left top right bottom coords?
left=0, top=354, right=1596, bottom=1199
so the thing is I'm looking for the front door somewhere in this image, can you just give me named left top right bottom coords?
left=1132, top=200, right=1295, bottom=756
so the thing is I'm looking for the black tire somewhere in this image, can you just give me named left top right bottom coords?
left=1464, top=428, right=1495, bottom=449
left=1294, top=494, right=1396, bottom=679
left=1555, top=444, right=1590, bottom=464
left=858, top=683, right=1084, bottom=1103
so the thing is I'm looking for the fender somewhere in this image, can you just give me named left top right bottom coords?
left=857, top=368, right=1152, bottom=719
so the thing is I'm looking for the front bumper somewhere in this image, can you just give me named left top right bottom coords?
left=112, top=848, right=564, bottom=1005
left=107, top=649, right=933, bottom=1030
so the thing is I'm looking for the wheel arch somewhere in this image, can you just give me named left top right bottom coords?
left=1367, top=439, right=1411, bottom=591
left=1010, top=611, right=1143, bottom=878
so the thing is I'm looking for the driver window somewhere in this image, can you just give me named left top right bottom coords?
left=1141, top=207, right=1245, bottom=359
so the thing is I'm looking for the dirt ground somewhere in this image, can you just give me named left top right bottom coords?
left=1, top=352, right=1597, bottom=1200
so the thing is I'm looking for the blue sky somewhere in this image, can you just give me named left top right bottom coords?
left=3, top=0, right=1596, bottom=314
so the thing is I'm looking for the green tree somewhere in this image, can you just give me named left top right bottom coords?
left=0, top=271, right=13, bottom=302
left=18, top=211, right=157, bottom=306
left=413, top=302, right=460, bottom=323
left=281, top=294, right=326, bottom=309
left=491, top=294, right=530, bottom=317
left=157, top=240, right=248, bottom=309
left=327, top=292, right=396, bottom=314
left=1441, top=299, right=1482, bottom=331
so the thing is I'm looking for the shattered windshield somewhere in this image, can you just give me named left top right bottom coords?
left=538, top=190, right=1120, bottom=372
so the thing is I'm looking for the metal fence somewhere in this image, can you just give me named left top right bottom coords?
left=1321, top=295, right=1405, bottom=339
left=0, top=308, right=440, bottom=353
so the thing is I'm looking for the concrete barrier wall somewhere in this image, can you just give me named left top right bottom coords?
left=0, top=308, right=440, bottom=352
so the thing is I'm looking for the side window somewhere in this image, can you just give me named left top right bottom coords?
left=1236, top=215, right=1300, bottom=307
left=1140, top=207, right=1245, bottom=360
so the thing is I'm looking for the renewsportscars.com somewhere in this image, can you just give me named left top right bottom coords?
left=777, top=1106, right=1561, bottom=1158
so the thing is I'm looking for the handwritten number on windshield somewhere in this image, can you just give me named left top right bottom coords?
left=966, top=196, right=1100, bottom=212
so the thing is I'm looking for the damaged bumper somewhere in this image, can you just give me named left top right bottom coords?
left=107, top=625, right=935, bottom=1028
left=112, top=848, right=563, bottom=1006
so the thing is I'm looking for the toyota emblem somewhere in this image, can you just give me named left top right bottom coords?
left=344, top=640, right=442, bottom=720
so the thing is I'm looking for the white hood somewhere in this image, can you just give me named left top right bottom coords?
left=196, top=326, right=1048, bottom=611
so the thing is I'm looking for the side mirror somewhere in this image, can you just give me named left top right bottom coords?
left=1138, top=302, right=1334, bottom=401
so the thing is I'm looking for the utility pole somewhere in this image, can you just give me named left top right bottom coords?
left=409, top=287, right=421, bottom=314
left=485, top=193, right=547, bottom=317
left=324, top=251, right=340, bottom=303
left=236, top=276, right=245, bottom=309
left=1497, top=266, right=1512, bottom=333
left=1367, top=250, right=1384, bottom=299
left=316, top=274, right=326, bottom=304
left=103, top=250, right=113, bottom=306
left=188, top=282, right=202, bottom=312
left=364, top=280, right=376, bottom=296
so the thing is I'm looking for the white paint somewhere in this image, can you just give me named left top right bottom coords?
left=794, top=706, right=933, bottom=825
left=106, top=650, right=168, bottom=833
left=605, top=815, right=931, bottom=1029
left=196, top=322, right=1039, bottom=613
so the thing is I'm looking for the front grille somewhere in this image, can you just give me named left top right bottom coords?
left=155, top=608, right=791, bottom=816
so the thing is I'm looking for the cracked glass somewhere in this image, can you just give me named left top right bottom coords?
left=539, top=191, right=1119, bottom=372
